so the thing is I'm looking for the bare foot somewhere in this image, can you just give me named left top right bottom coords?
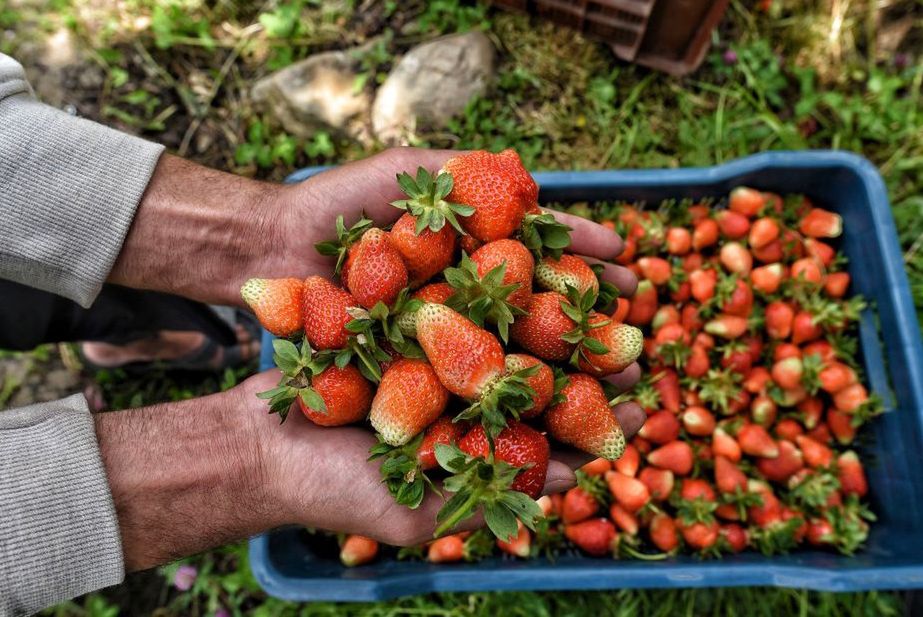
left=80, top=327, right=259, bottom=369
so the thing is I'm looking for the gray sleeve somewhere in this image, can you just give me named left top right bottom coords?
left=0, top=52, right=165, bottom=308
left=0, top=396, right=124, bottom=617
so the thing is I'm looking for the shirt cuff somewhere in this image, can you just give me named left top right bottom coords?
left=0, top=93, right=164, bottom=307
left=0, top=396, right=124, bottom=616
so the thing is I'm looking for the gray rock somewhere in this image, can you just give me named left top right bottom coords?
left=372, top=32, right=495, bottom=145
left=251, top=50, right=372, bottom=143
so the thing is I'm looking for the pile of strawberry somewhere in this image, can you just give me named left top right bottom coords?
left=242, top=149, right=644, bottom=546
left=335, top=186, right=882, bottom=567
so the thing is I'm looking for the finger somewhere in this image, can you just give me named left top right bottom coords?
left=603, top=362, right=642, bottom=392
left=544, top=209, right=624, bottom=260
left=581, top=256, right=639, bottom=297
left=543, top=460, right=578, bottom=494
left=550, top=448, right=595, bottom=472
left=613, top=401, right=646, bottom=440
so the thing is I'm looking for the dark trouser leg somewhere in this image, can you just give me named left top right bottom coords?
left=0, top=280, right=235, bottom=351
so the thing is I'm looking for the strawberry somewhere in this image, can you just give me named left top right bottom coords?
left=459, top=422, right=549, bottom=499
left=581, top=457, right=612, bottom=477
left=504, top=354, right=555, bottom=417
left=827, top=408, right=856, bottom=444
left=639, top=467, right=674, bottom=501
left=459, top=235, right=483, bottom=254
left=343, top=228, right=408, bottom=309
left=577, top=317, right=644, bottom=377
left=510, top=292, right=577, bottom=361
left=704, top=314, right=749, bottom=339
left=340, top=535, right=378, bottom=567
left=652, top=367, right=681, bottom=413
left=614, top=443, right=640, bottom=477
left=819, top=361, right=856, bottom=393
left=729, top=187, right=765, bottom=217
left=799, top=207, right=842, bottom=238
left=791, top=257, right=824, bottom=285
left=751, top=263, right=785, bottom=294
left=300, top=276, right=357, bottom=350
left=743, top=366, right=772, bottom=393
left=714, top=455, right=747, bottom=494
left=689, top=268, right=718, bottom=303
left=442, top=149, right=537, bottom=242
left=565, top=518, right=617, bottom=556
left=751, top=395, right=777, bottom=427
left=680, top=478, right=716, bottom=502
left=295, top=363, right=373, bottom=426
left=756, top=439, right=804, bottom=482
left=682, top=406, right=716, bottom=436
left=765, top=301, right=795, bottom=339
left=749, top=217, right=780, bottom=249
left=417, top=415, right=469, bottom=470
left=649, top=513, right=680, bottom=552
left=535, top=254, right=598, bottom=296
left=837, top=451, right=868, bottom=497
left=798, top=396, right=824, bottom=429
left=562, top=486, right=601, bottom=524
left=824, top=271, right=851, bottom=298
left=771, top=357, right=803, bottom=390
left=833, top=383, right=868, bottom=413
left=546, top=374, right=627, bottom=460
left=752, top=239, right=783, bottom=263
left=737, top=423, right=779, bottom=458
left=615, top=236, right=637, bottom=265
left=612, top=297, right=631, bottom=322
left=639, top=410, right=681, bottom=444
left=720, top=242, right=753, bottom=274
left=370, top=358, right=450, bottom=446
left=795, top=434, right=833, bottom=468
left=716, top=210, right=751, bottom=239
left=679, top=519, right=720, bottom=551
left=241, top=277, right=304, bottom=337
left=395, top=282, right=454, bottom=338
left=637, top=257, right=672, bottom=286
left=609, top=503, right=638, bottom=535
left=497, top=522, right=531, bottom=558
left=652, top=305, right=681, bottom=331
left=427, top=534, right=465, bottom=563
left=390, top=165, right=475, bottom=236
left=692, top=218, right=719, bottom=251
left=685, top=344, right=710, bottom=378
left=626, top=280, right=659, bottom=326
left=722, top=279, right=754, bottom=317
left=721, top=524, right=749, bottom=553
left=389, top=212, right=457, bottom=286
left=647, top=440, right=694, bottom=475
left=605, top=470, right=650, bottom=512
left=683, top=305, right=705, bottom=335
left=806, top=518, right=835, bottom=547
left=775, top=418, right=805, bottom=441
left=804, top=238, right=835, bottom=266
left=666, top=227, right=692, bottom=255
left=774, top=343, right=802, bottom=362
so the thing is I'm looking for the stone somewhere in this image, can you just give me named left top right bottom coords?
left=251, top=49, right=372, bottom=143
left=372, top=32, right=496, bottom=144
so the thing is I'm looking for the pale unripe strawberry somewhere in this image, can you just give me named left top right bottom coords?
left=535, top=254, right=599, bottom=296
left=578, top=318, right=643, bottom=377
left=240, top=277, right=304, bottom=337
left=370, top=358, right=450, bottom=446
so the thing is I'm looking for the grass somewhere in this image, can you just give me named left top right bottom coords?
left=1, top=0, right=920, bottom=614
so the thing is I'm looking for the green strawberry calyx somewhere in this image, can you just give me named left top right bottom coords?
left=256, top=338, right=330, bottom=423
left=519, top=211, right=572, bottom=260
left=454, top=364, right=540, bottom=439
left=433, top=443, right=544, bottom=541
left=367, top=432, right=436, bottom=510
left=390, top=167, right=475, bottom=235
left=444, top=253, right=526, bottom=343
left=314, top=214, right=374, bottom=275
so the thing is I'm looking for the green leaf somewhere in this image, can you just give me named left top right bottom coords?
left=434, top=443, right=468, bottom=473
left=299, top=387, right=326, bottom=413
left=483, top=501, right=518, bottom=541
left=499, top=491, right=544, bottom=531
left=582, top=338, right=609, bottom=355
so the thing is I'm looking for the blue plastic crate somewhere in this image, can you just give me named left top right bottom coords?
left=251, top=151, right=923, bottom=599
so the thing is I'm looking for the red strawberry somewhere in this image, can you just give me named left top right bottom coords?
left=666, top=227, right=692, bottom=255
left=535, top=254, right=598, bottom=296
left=427, top=534, right=465, bottom=563
left=819, top=361, right=856, bottom=393
left=721, top=524, right=748, bottom=553
left=301, top=276, right=357, bottom=350
left=751, top=395, right=777, bottom=427
left=459, top=421, right=550, bottom=499
left=685, top=344, right=711, bottom=378
left=581, top=457, right=612, bottom=477
left=771, top=357, right=803, bottom=390
left=340, top=535, right=378, bottom=567
left=562, top=486, right=600, bottom=524
left=652, top=305, right=681, bottom=331
left=546, top=374, right=627, bottom=460
left=680, top=519, right=720, bottom=551
left=827, top=408, right=856, bottom=444
left=704, top=314, right=749, bottom=339
left=747, top=480, right=783, bottom=528
left=692, top=219, right=719, bottom=251
left=807, top=518, right=835, bottom=546
left=774, top=343, right=802, bottom=362
left=756, top=439, right=803, bottom=482
left=577, top=317, right=644, bottom=377
left=639, top=410, right=681, bottom=444
left=680, top=478, right=716, bottom=502
left=743, top=366, right=772, bottom=393
left=397, top=282, right=457, bottom=337
left=716, top=210, right=751, bottom=239
left=296, top=363, right=373, bottom=427
left=639, top=467, right=674, bottom=501
left=614, top=444, right=640, bottom=477
left=689, top=268, right=718, bottom=303
left=648, top=440, right=694, bottom=476
left=605, top=470, right=650, bottom=512
left=510, top=292, right=577, bottom=361
left=714, top=455, right=747, bottom=493
left=637, top=257, right=673, bottom=286
left=626, top=280, right=658, bottom=326
left=791, top=257, right=824, bottom=285
left=833, top=383, right=869, bottom=413
left=415, top=303, right=504, bottom=400
left=722, top=279, right=754, bottom=317
left=497, top=522, right=531, bottom=558
left=241, top=277, right=304, bottom=337
left=795, top=434, right=834, bottom=469
left=565, top=518, right=617, bottom=556
left=805, top=238, right=836, bottom=266
left=798, top=396, right=824, bottom=429
left=504, top=354, right=554, bottom=417
left=389, top=212, right=457, bottom=286
left=612, top=297, right=631, bottom=322
left=799, top=207, right=842, bottom=238
left=682, top=406, right=716, bottom=436
left=837, top=451, right=868, bottom=497
left=752, top=239, right=783, bottom=263
left=775, top=418, right=805, bottom=441
left=649, top=513, right=680, bottom=552
left=765, top=301, right=795, bottom=339
left=370, top=358, right=451, bottom=445
left=751, top=263, right=785, bottom=294
left=459, top=235, right=483, bottom=255
left=720, top=242, right=753, bottom=274
left=443, top=149, right=537, bottom=242
left=824, top=271, right=851, bottom=298
left=749, top=217, right=780, bottom=249
left=729, top=187, right=765, bottom=217
left=469, top=239, right=535, bottom=311
left=345, top=228, right=408, bottom=309
left=737, top=423, right=779, bottom=458
left=610, top=503, right=639, bottom=535
left=417, top=415, right=469, bottom=470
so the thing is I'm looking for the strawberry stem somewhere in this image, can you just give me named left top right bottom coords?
left=434, top=488, right=484, bottom=537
